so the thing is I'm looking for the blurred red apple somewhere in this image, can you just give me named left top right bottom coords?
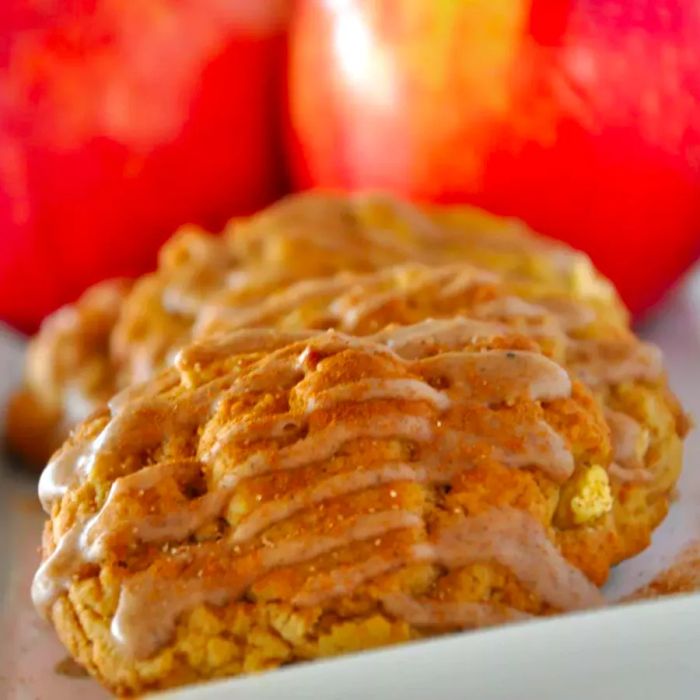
left=0, top=0, right=289, bottom=332
left=288, top=0, right=700, bottom=315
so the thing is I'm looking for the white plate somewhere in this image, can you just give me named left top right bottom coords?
left=2, top=271, right=700, bottom=700
left=160, top=595, right=700, bottom=700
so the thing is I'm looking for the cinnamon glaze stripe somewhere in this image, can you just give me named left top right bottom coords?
left=380, top=593, right=530, bottom=628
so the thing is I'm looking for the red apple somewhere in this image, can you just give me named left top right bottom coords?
left=288, top=0, right=700, bottom=315
left=0, top=0, right=289, bottom=333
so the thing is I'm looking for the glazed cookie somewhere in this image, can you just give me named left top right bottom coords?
left=35, top=323, right=614, bottom=695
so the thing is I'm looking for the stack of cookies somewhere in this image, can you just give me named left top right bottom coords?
left=10, top=193, right=689, bottom=695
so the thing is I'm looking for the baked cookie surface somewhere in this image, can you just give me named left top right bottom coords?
left=35, top=323, right=615, bottom=695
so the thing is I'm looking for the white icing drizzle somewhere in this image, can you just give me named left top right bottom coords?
left=604, top=409, right=652, bottom=483
left=33, top=460, right=212, bottom=615
left=464, top=420, right=574, bottom=482
left=212, top=413, right=435, bottom=486
left=436, top=266, right=500, bottom=297
left=416, top=350, right=571, bottom=404
left=535, top=297, right=596, bottom=330
left=303, top=378, right=452, bottom=414
left=39, top=443, right=91, bottom=513
left=108, top=369, right=180, bottom=413
left=472, top=295, right=595, bottom=334
left=292, top=554, right=411, bottom=607
left=333, top=266, right=499, bottom=331
left=380, top=593, right=530, bottom=628
left=473, top=296, right=550, bottom=321
left=31, top=525, right=84, bottom=614
left=567, top=339, right=664, bottom=388
left=605, top=409, right=650, bottom=471
left=231, top=463, right=424, bottom=544
left=372, top=318, right=511, bottom=359
left=39, top=380, right=227, bottom=514
left=196, top=275, right=354, bottom=335
left=331, top=291, right=401, bottom=331
left=415, top=508, right=603, bottom=611
left=608, top=463, right=653, bottom=483
left=86, top=463, right=224, bottom=550
left=215, top=414, right=306, bottom=444
left=176, top=328, right=316, bottom=370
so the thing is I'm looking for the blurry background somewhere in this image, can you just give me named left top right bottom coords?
left=1, top=0, right=699, bottom=332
